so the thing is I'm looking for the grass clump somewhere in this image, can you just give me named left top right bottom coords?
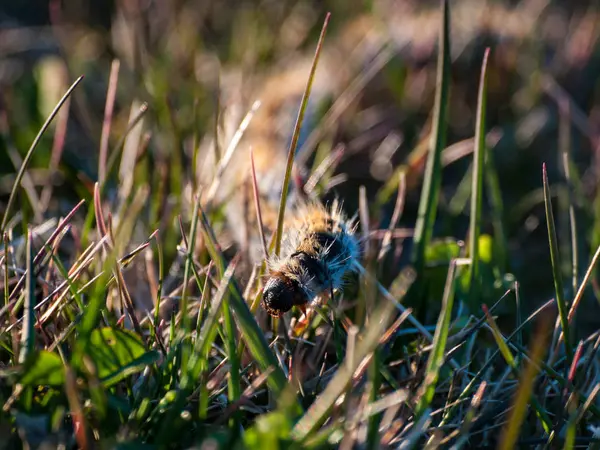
left=2, top=1, right=600, bottom=449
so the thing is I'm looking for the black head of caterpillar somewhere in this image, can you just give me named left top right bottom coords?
left=261, top=271, right=307, bottom=317
left=261, top=202, right=360, bottom=317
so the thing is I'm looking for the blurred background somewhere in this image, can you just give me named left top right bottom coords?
left=0, top=0, right=599, bottom=329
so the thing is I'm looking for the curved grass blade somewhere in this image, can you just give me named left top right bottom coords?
left=274, top=12, right=331, bottom=256
left=411, top=0, right=451, bottom=273
left=1, top=75, right=84, bottom=236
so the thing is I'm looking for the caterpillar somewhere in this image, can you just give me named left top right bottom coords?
left=261, top=201, right=360, bottom=317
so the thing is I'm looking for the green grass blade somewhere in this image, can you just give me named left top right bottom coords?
left=411, top=0, right=451, bottom=272
left=185, top=256, right=238, bottom=384
left=274, top=13, right=330, bottom=256
left=181, top=198, right=201, bottom=335
left=559, top=99, right=578, bottom=295
left=414, top=259, right=456, bottom=419
left=467, top=48, right=490, bottom=308
left=543, top=163, right=572, bottom=364
left=1, top=75, right=84, bottom=236
left=197, top=205, right=291, bottom=400
left=151, top=234, right=164, bottom=345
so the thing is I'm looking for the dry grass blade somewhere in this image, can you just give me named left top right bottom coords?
left=359, top=186, right=370, bottom=257
left=0, top=75, right=84, bottom=236
left=398, top=409, right=432, bottom=449
left=40, top=90, right=71, bottom=211
left=303, top=144, right=345, bottom=195
left=449, top=381, right=487, bottom=449
left=103, top=102, right=149, bottom=187
left=379, top=171, right=406, bottom=261
left=250, top=148, right=268, bottom=261
left=99, top=59, right=120, bottom=184
left=206, top=100, right=261, bottom=203
left=8, top=199, right=85, bottom=303
left=18, top=231, right=35, bottom=364
left=568, top=243, right=600, bottom=324
left=498, top=314, right=552, bottom=449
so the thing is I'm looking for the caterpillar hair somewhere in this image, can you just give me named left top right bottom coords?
left=261, top=201, right=360, bottom=317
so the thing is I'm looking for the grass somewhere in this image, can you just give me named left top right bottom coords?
left=2, top=0, right=600, bottom=448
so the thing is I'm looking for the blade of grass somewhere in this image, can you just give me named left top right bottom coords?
left=18, top=231, right=35, bottom=364
left=193, top=210, right=242, bottom=421
left=185, top=255, right=239, bottom=384
left=482, top=304, right=553, bottom=433
left=274, top=12, right=331, bottom=256
left=291, top=268, right=415, bottom=441
left=181, top=198, right=201, bottom=336
left=467, top=48, right=490, bottom=309
left=0, top=75, right=84, bottom=236
left=196, top=205, right=291, bottom=400
left=205, top=100, right=261, bottom=203
left=498, top=312, right=552, bottom=450
left=8, top=200, right=84, bottom=303
left=151, top=233, right=164, bottom=346
left=414, top=259, right=457, bottom=419
left=378, top=171, right=406, bottom=261
left=411, top=0, right=451, bottom=273
left=449, top=381, right=487, bottom=450
left=559, top=98, right=578, bottom=295
left=98, top=59, right=120, bottom=184
left=440, top=298, right=554, bottom=427
left=250, top=148, right=268, bottom=261
left=543, top=163, right=572, bottom=365
left=40, top=83, right=71, bottom=211
left=568, top=244, right=600, bottom=325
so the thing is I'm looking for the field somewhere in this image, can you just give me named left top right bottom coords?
left=1, top=0, right=600, bottom=448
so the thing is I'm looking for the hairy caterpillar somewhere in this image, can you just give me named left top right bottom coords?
left=261, top=202, right=360, bottom=317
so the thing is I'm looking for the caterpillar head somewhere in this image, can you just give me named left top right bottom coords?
left=261, top=272, right=307, bottom=317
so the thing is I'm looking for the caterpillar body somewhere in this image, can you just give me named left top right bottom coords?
left=261, top=202, right=360, bottom=317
